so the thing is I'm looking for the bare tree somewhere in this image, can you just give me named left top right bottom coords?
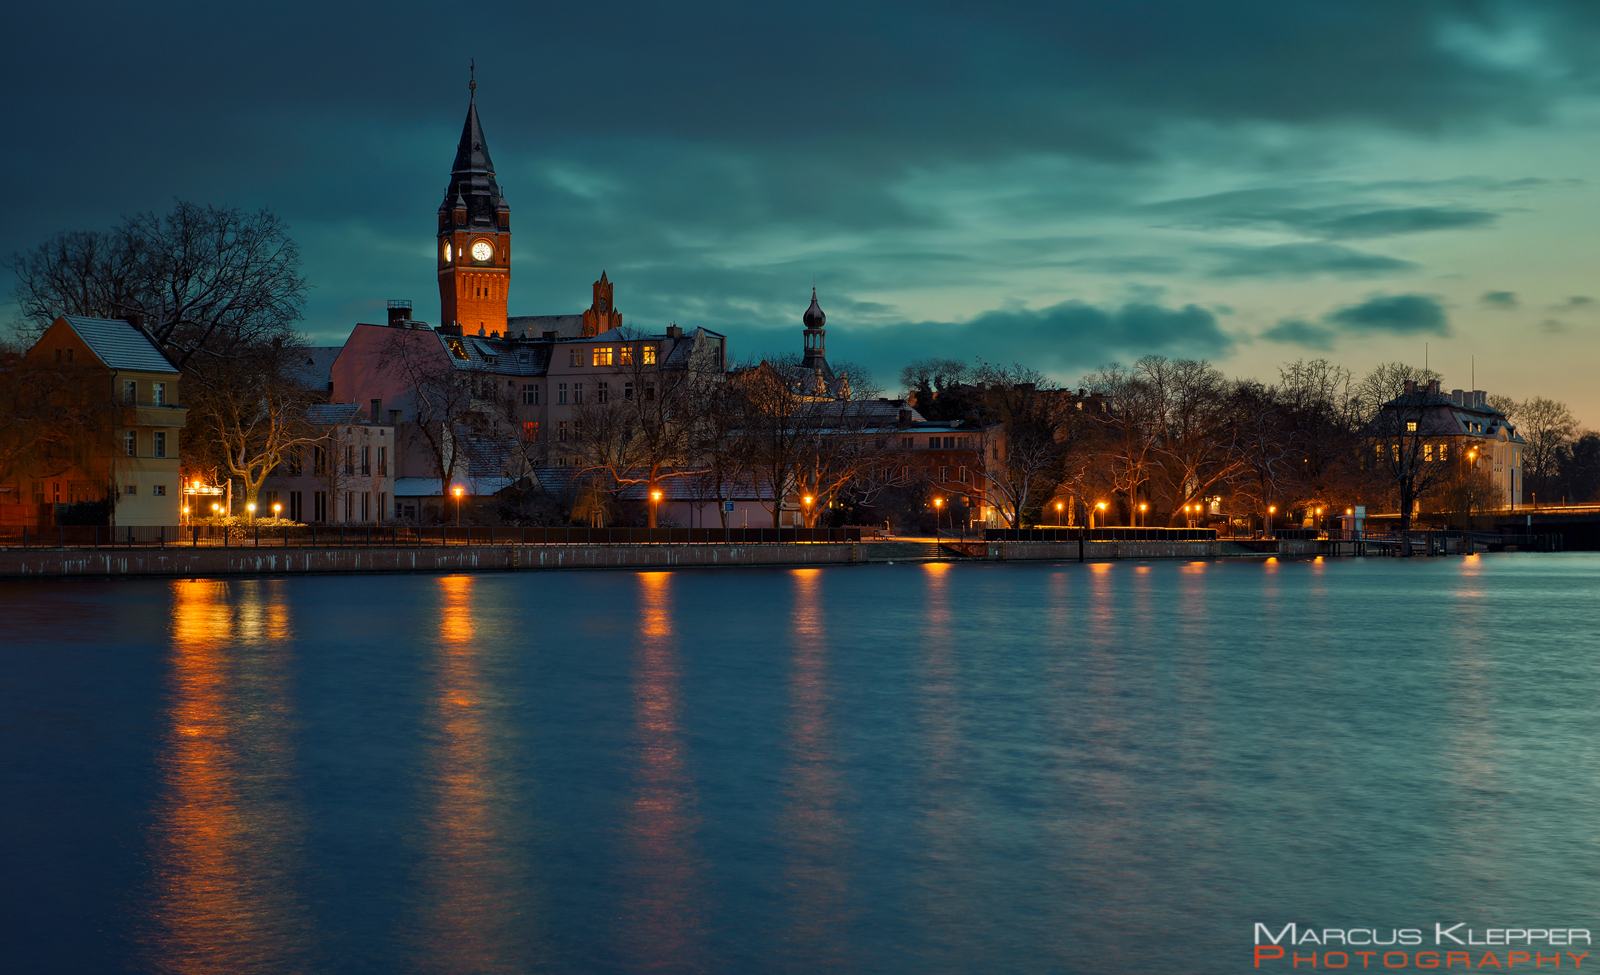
left=376, top=327, right=479, bottom=500
left=1512, top=397, right=1576, bottom=501
left=1361, top=367, right=1453, bottom=531
left=0, top=345, right=123, bottom=497
left=966, top=363, right=1068, bottom=527
left=566, top=329, right=710, bottom=527
left=6, top=201, right=306, bottom=366
left=182, top=342, right=324, bottom=512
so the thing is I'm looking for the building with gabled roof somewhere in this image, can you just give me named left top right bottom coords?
left=0, top=315, right=187, bottom=527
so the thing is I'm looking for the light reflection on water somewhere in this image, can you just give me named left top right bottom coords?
left=6, top=555, right=1600, bottom=974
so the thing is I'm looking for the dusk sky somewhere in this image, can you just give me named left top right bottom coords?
left=6, top=1, right=1600, bottom=418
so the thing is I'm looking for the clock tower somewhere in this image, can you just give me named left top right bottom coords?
left=438, top=68, right=510, bottom=335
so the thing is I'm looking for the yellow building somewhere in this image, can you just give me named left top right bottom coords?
left=21, top=316, right=187, bottom=527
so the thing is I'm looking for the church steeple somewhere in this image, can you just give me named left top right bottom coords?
left=437, top=63, right=510, bottom=335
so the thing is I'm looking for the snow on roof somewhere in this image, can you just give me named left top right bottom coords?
left=59, top=316, right=178, bottom=374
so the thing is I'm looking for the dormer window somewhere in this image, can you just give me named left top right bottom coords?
left=1406, top=421, right=1417, bottom=432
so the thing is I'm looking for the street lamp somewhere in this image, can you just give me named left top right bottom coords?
left=453, top=486, right=464, bottom=527
left=1266, top=504, right=1276, bottom=537
left=246, top=502, right=256, bottom=523
left=650, top=489, right=662, bottom=528
left=1139, top=502, right=1147, bottom=527
left=1093, top=501, right=1107, bottom=529
left=273, top=503, right=282, bottom=519
left=1055, top=501, right=1064, bottom=526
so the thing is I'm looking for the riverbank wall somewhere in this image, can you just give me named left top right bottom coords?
left=0, top=537, right=1347, bottom=579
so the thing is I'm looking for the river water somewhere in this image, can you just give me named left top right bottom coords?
left=3, top=555, right=1599, bottom=974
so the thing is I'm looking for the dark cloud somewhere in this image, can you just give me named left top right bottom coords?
left=1325, top=294, right=1449, bottom=335
left=1541, top=319, right=1567, bottom=334
left=1150, top=189, right=1497, bottom=239
left=1261, top=319, right=1338, bottom=351
left=1552, top=296, right=1594, bottom=311
left=1263, top=293, right=1450, bottom=349
left=740, top=299, right=1234, bottom=387
left=1206, top=243, right=1415, bottom=279
left=5, top=1, right=1598, bottom=337
left=1481, top=290, right=1519, bottom=307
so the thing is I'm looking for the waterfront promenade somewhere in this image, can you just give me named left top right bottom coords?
left=0, top=534, right=1506, bottom=579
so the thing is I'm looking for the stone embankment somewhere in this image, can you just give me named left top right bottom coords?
left=0, top=537, right=1357, bottom=580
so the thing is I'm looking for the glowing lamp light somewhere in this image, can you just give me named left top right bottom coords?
left=246, top=503, right=256, bottom=512
left=273, top=503, right=282, bottom=515
left=651, top=491, right=662, bottom=501
left=210, top=503, right=219, bottom=512
left=934, top=498, right=943, bottom=507
left=1096, top=502, right=1107, bottom=510
left=803, top=496, right=813, bottom=505
left=1347, top=508, right=1354, bottom=515
left=1268, top=505, right=1276, bottom=514
left=181, top=507, right=189, bottom=515
left=453, top=487, right=464, bottom=498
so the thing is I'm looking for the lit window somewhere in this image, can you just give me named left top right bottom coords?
left=1440, top=444, right=1448, bottom=461
left=593, top=346, right=614, bottom=366
left=1424, top=444, right=1434, bottom=462
left=523, top=421, right=540, bottom=442
left=642, top=345, right=657, bottom=365
left=1406, top=421, right=1417, bottom=432
left=448, top=340, right=469, bottom=360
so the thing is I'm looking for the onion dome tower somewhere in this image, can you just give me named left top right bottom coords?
left=437, top=62, right=510, bottom=335
left=800, top=288, right=828, bottom=372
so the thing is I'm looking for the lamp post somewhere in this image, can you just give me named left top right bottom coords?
left=1055, top=501, right=1064, bottom=526
left=1138, top=502, right=1147, bottom=527
left=453, top=486, right=463, bottom=527
left=1266, top=504, right=1276, bottom=538
left=933, top=497, right=944, bottom=535
left=1092, top=501, right=1106, bottom=529
left=650, top=489, right=662, bottom=528
left=246, top=502, right=256, bottom=524
left=803, top=495, right=813, bottom=529
left=273, top=503, right=282, bottom=520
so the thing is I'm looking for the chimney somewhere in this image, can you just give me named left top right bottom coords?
left=387, top=299, right=412, bottom=326
left=1451, top=388, right=1465, bottom=406
left=370, top=399, right=382, bottom=422
left=1427, top=379, right=1440, bottom=395
left=120, top=312, right=146, bottom=332
left=388, top=409, right=402, bottom=426
left=438, top=322, right=463, bottom=336
left=666, top=324, right=683, bottom=338
left=898, top=409, right=913, bottom=427
left=1472, top=390, right=1487, bottom=407
left=542, top=331, right=558, bottom=340
left=1403, top=380, right=1417, bottom=394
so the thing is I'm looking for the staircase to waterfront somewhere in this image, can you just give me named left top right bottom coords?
left=858, top=540, right=946, bottom=562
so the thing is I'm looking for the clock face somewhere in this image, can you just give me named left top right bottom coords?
left=443, top=242, right=451, bottom=262
left=471, top=240, right=493, bottom=262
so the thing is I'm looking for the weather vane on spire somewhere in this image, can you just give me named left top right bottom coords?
left=469, top=59, right=476, bottom=94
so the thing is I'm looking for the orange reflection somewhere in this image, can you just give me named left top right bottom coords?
left=617, top=571, right=703, bottom=966
left=780, top=568, right=853, bottom=960
left=146, top=579, right=313, bottom=972
left=411, top=574, right=531, bottom=972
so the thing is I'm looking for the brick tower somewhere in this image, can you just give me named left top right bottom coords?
left=437, top=67, right=510, bottom=335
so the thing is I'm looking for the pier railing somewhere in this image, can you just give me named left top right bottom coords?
left=0, top=525, right=864, bottom=549
left=985, top=528, right=1218, bottom=542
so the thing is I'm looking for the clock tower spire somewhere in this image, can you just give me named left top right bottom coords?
left=438, top=66, right=510, bottom=335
